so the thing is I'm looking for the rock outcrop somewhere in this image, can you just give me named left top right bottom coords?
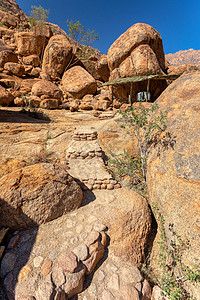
left=14, top=31, right=49, bottom=56
left=107, top=23, right=167, bottom=101
left=0, top=84, right=14, bottom=105
left=42, top=35, right=73, bottom=80
left=0, top=163, right=83, bottom=229
left=147, top=72, right=200, bottom=298
left=95, top=54, right=110, bottom=82
left=31, top=80, right=63, bottom=108
left=166, top=48, right=200, bottom=68
left=62, top=66, right=97, bottom=99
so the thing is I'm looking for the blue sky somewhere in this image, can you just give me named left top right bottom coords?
left=16, top=0, right=200, bottom=55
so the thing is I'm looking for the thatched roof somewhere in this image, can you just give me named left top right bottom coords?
left=99, top=74, right=180, bottom=87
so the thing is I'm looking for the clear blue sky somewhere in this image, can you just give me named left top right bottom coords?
left=16, top=0, right=200, bottom=55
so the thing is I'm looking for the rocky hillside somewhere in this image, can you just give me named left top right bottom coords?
left=0, top=1, right=199, bottom=299
left=166, top=48, right=200, bottom=68
left=0, top=0, right=26, bottom=17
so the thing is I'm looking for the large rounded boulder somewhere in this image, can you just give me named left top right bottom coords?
left=107, top=23, right=165, bottom=72
left=107, top=23, right=167, bottom=101
left=0, top=163, right=83, bottom=229
left=31, top=80, right=63, bottom=101
left=62, top=66, right=97, bottom=99
left=42, top=35, right=73, bottom=80
left=147, top=72, right=200, bottom=298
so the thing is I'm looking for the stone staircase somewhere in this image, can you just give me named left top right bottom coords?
left=66, top=127, right=121, bottom=190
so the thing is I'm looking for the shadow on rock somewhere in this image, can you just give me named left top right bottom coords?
left=0, top=198, right=38, bottom=300
left=0, top=108, right=51, bottom=124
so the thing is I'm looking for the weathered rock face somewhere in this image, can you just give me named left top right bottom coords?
left=0, top=163, right=83, bottom=229
left=147, top=72, right=200, bottom=298
left=31, top=80, right=63, bottom=101
left=62, top=66, right=97, bottom=99
left=95, top=54, right=110, bottom=82
left=23, top=54, right=40, bottom=67
left=107, top=23, right=165, bottom=72
left=42, top=35, right=73, bottom=80
left=0, top=85, right=14, bottom=105
left=107, top=23, right=167, bottom=101
left=0, top=50, right=18, bottom=68
left=4, top=62, right=25, bottom=76
left=0, top=10, right=19, bottom=28
left=14, top=31, right=47, bottom=56
left=167, top=63, right=199, bottom=75
left=0, top=157, right=27, bottom=178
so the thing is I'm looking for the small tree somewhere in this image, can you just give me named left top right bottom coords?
left=82, top=29, right=99, bottom=46
left=66, top=20, right=84, bottom=43
left=29, top=5, right=49, bottom=30
left=66, top=19, right=99, bottom=46
left=108, top=103, right=167, bottom=194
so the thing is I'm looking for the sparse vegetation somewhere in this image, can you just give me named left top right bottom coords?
left=141, top=204, right=200, bottom=300
left=0, top=6, right=8, bottom=12
left=66, top=19, right=99, bottom=46
left=108, top=103, right=167, bottom=194
left=28, top=5, right=49, bottom=32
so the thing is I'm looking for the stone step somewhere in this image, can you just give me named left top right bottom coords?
left=67, top=158, right=120, bottom=190
left=73, top=127, right=97, bottom=141
left=66, top=140, right=103, bottom=159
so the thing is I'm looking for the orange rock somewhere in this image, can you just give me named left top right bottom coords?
left=147, top=72, right=200, bottom=296
left=107, top=23, right=165, bottom=72
left=0, top=85, right=14, bottom=105
left=31, top=80, right=63, bottom=101
left=94, top=99, right=110, bottom=111
left=0, top=10, right=18, bottom=28
left=4, top=62, right=25, bottom=77
left=0, top=158, right=27, bottom=178
left=23, top=55, right=40, bottom=67
left=14, top=31, right=47, bottom=56
left=0, top=163, right=83, bottom=229
left=0, top=50, right=18, bottom=68
left=41, top=260, right=52, bottom=276
left=18, top=265, right=32, bottom=282
left=40, top=98, right=60, bottom=109
left=62, top=66, right=97, bottom=99
left=84, top=241, right=104, bottom=274
left=42, top=35, right=73, bottom=80
left=95, top=54, right=110, bottom=82
left=14, top=97, right=25, bottom=107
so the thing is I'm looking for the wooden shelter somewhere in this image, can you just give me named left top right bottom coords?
left=99, top=74, right=180, bottom=103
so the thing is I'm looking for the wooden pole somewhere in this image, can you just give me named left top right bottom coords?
left=146, top=78, right=150, bottom=102
left=129, top=83, right=133, bottom=105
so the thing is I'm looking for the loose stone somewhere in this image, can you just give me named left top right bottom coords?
left=73, top=243, right=88, bottom=261
left=107, top=184, right=114, bottom=190
left=34, top=256, right=44, bottom=268
left=18, top=265, right=32, bottom=282
left=41, top=260, right=52, bottom=276
left=57, top=250, right=78, bottom=273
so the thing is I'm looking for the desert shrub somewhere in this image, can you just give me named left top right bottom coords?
left=140, top=204, right=200, bottom=299
left=108, top=103, right=167, bottom=194
left=66, top=19, right=99, bottom=46
left=28, top=5, right=49, bottom=32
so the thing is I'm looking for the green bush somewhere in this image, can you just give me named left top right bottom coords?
left=108, top=103, right=167, bottom=194
left=28, top=5, right=49, bottom=31
left=66, top=19, right=99, bottom=46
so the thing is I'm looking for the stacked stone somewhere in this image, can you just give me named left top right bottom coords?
left=66, top=127, right=121, bottom=190
left=73, top=127, right=97, bottom=141
left=77, top=178, right=120, bottom=191
left=66, top=140, right=103, bottom=160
